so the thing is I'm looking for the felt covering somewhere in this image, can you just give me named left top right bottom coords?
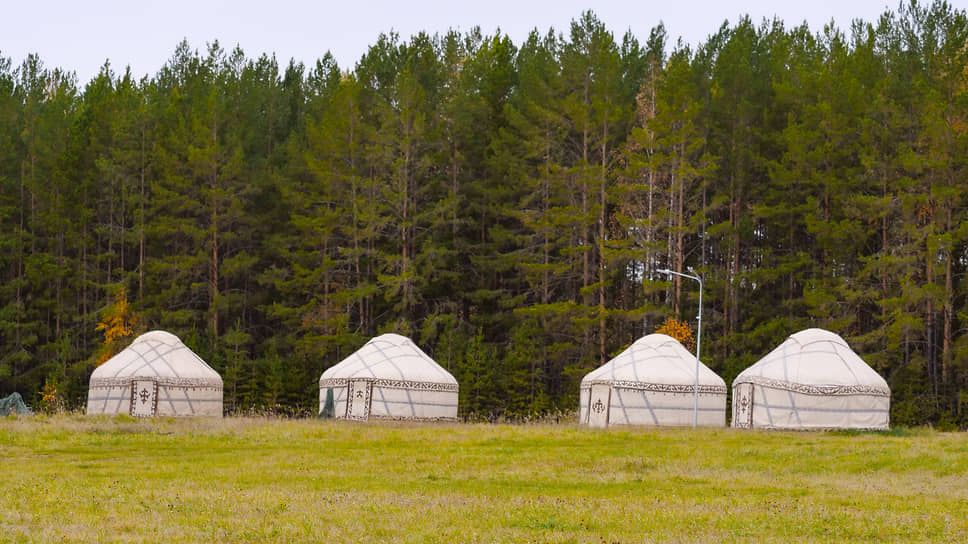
left=319, top=333, right=458, bottom=421
left=731, top=328, right=890, bottom=430
left=87, top=331, right=223, bottom=417
left=579, top=334, right=727, bottom=428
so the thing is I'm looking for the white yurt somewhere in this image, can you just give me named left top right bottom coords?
left=579, top=333, right=727, bottom=428
left=319, top=333, right=458, bottom=421
left=731, top=328, right=890, bottom=430
left=87, top=330, right=223, bottom=417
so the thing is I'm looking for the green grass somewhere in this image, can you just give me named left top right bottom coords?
left=1, top=416, right=966, bottom=543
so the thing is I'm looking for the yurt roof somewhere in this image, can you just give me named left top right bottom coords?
left=582, top=333, right=725, bottom=388
left=320, top=333, right=456, bottom=385
left=733, top=328, right=889, bottom=392
left=91, top=330, right=221, bottom=382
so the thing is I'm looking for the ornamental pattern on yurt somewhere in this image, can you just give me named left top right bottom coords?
left=732, top=383, right=753, bottom=429
left=318, top=378, right=459, bottom=393
left=130, top=379, right=159, bottom=417
left=582, top=380, right=727, bottom=395
left=737, top=376, right=890, bottom=397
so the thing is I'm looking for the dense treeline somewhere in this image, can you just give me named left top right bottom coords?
left=2, top=2, right=968, bottom=426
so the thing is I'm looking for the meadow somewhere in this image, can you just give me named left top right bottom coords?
left=0, top=416, right=965, bottom=543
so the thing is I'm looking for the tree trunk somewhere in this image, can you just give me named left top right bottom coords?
left=675, top=139, right=685, bottom=312
left=599, top=114, right=608, bottom=364
left=210, top=117, right=220, bottom=346
left=402, top=135, right=411, bottom=320
left=925, top=182, right=938, bottom=398
left=350, top=125, right=363, bottom=333
left=582, top=70, right=590, bottom=300
left=139, top=125, right=146, bottom=301
left=942, top=205, right=952, bottom=383
left=543, top=135, right=551, bottom=305
left=926, top=241, right=936, bottom=396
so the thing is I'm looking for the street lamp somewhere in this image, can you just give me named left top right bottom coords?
left=656, top=267, right=703, bottom=428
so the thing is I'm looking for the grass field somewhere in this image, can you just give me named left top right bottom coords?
left=1, top=416, right=966, bottom=543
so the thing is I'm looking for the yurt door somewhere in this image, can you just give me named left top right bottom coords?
left=733, top=383, right=754, bottom=429
left=346, top=379, right=372, bottom=421
left=587, top=384, right=611, bottom=429
left=130, top=379, right=158, bottom=417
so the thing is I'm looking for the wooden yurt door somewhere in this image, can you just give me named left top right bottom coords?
left=346, top=379, right=372, bottom=421
left=130, top=379, right=158, bottom=417
left=587, top=384, right=611, bottom=429
left=732, top=383, right=754, bottom=428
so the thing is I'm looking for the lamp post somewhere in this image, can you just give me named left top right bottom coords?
left=656, top=267, right=703, bottom=428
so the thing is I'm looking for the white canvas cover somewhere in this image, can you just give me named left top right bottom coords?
left=87, top=330, right=223, bottom=417
left=731, top=328, right=890, bottom=430
left=319, top=333, right=458, bottom=421
left=579, top=334, right=727, bottom=428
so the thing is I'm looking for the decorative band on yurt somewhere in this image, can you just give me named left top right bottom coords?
left=732, top=376, right=889, bottom=397
left=581, top=380, right=727, bottom=395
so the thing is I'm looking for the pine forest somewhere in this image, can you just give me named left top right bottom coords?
left=2, top=2, right=968, bottom=427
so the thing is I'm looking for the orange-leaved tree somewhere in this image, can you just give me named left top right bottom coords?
left=93, top=286, right=139, bottom=366
left=655, top=317, right=696, bottom=352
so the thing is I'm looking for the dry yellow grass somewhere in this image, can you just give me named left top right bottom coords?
left=0, top=415, right=965, bottom=542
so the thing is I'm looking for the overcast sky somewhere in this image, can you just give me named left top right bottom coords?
left=5, top=0, right=903, bottom=85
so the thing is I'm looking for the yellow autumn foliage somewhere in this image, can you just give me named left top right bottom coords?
left=96, top=288, right=134, bottom=343
left=94, top=287, right=138, bottom=366
left=655, top=317, right=695, bottom=352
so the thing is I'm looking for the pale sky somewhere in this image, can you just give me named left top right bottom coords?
left=5, top=0, right=905, bottom=85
